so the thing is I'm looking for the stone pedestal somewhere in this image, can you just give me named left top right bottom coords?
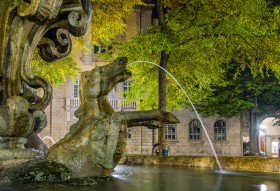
left=0, top=137, right=38, bottom=170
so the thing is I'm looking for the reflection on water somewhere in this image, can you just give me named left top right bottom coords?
left=258, top=184, right=267, bottom=191
left=2, top=165, right=280, bottom=191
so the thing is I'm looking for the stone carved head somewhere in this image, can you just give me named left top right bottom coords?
left=80, top=57, right=132, bottom=100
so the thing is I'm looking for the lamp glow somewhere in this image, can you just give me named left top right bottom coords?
left=259, top=124, right=266, bottom=129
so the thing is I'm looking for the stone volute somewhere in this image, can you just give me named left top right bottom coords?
left=0, top=0, right=91, bottom=158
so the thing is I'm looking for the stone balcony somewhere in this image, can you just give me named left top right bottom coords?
left=66, top=98, right=137, bottom=111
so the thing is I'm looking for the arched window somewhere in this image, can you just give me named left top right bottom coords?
left=189, top=119, right=202, bottom=140
left=214, top=120, right=226, bottom=141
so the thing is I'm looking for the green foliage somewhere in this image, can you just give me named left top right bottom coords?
left=111, top=0, right=280, bottom=111
left=31, top=49, right=80, bottom=86
left=91, top=0, right=143, bottom=43
left=77, top=0, right=144, bottom=51
left=198, top=63, right=280, bottom=118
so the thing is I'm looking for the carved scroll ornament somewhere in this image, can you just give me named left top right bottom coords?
left=0, top=0, right=91, bottom=139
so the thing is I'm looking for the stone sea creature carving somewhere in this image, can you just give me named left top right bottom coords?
left=47, top=57, right=180, bottom=177
left=0, top=57, right=179, bottom=184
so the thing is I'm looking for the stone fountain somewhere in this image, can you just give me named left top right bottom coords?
left=0, top=0, right=179, bottom=186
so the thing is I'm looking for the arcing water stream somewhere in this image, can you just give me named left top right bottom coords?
left=128, top=61, right=223, bottom=172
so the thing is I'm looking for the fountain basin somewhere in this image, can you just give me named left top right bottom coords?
left=2, top=165, right=280, bottom=191
left=120, top=155, right=280, bottom=173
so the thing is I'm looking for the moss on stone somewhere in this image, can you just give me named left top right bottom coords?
left=0, top=160, right=71, bottom=185
left=0, top=159, right=113, bottom=187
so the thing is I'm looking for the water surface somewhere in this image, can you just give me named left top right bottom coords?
left=2, top=165, right=280, bottom=191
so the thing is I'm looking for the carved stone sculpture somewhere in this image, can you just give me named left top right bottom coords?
left=47, top=57, right=179, bottom=177
left=0, top=0, right=91, bottom=162
left=0, top=57, right=179, bottom=184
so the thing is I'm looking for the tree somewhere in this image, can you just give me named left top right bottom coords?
left=198, top=64, right=280, bottom=118
left=77, top=0, right=144, bottom=52
left=32, top=50, right=80, bottom=86
left=156, top=0, right=170, bottom=155
left=110, top=0, right=280, bottom=155
left=196, top=62, right=280, bottom=155
left=112, top=0, right=280, bottom=110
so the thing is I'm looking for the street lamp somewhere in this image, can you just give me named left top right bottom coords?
left=259, top=123, right=266, bottom=156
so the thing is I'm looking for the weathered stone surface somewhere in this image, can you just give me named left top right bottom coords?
left=0, top=148, right=38, bottom=161
left=0, top=160, right=111, bottom=187
left=0, top=0, right=92, bottom=184
left=46, top=58, right=131, bottom=177
left=0, top=160, right=71, bottom=185
left=0, top=0, right=91, bottom=146
left=0, top=97, right=46, bottom=138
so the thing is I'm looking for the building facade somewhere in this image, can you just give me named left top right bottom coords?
left=40, top=79, right=243, bottom=156
left=126, top=109, right=242, bottom=156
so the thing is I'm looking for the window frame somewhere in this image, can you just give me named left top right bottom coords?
left=214, top=120, right=226, bottom=141
left=73, top=80, right=80, bottom=98
left=127, top=128, right=132, bottom=139
left=189, top=119, right=202, bottom=140
left=123, top=81, right=131, bottom=97
left=165, top=123, right=177, bottom=141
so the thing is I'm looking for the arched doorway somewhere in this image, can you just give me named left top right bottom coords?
left=259, top=117, right=280, bottom=157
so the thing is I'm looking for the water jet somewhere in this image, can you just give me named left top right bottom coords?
left=128, top=60, right=223, bottom=172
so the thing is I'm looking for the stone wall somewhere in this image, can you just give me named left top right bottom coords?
left=40, top=84, right=68, bottom=145
left=126, top=108, right=243, bottom=156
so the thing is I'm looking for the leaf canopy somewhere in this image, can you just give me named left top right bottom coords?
left=110, top=0, right=280, bottom=113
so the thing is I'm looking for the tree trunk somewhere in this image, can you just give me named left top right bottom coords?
left=156, top=0, right=169, bottom=155
left=249, top=108, right=260, bottom=155
left=158, top=52, right=169, bottom=154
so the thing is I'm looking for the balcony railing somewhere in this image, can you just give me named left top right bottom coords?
left=110, top=99, right=137, bottom=109
left=66, top=98, right=137, bottom=110
left=121, top=101, right=137, bottom=108
left=65, top=98, right=80, bottom=108
left=110, top=99, right=119, bottom=109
